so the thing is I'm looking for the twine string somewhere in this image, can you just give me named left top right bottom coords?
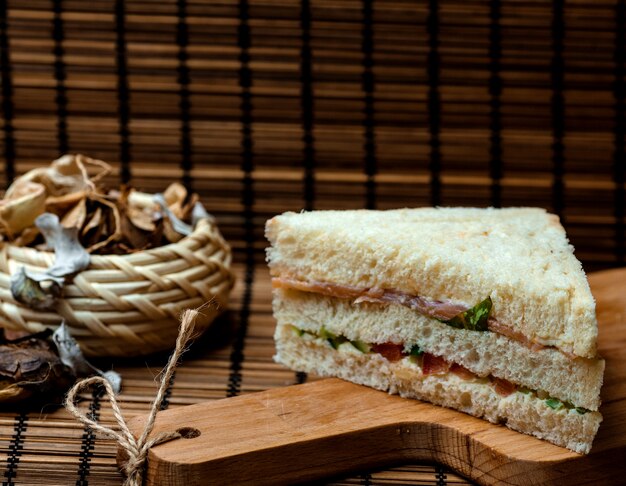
left=65, top=309, right=199, bottom=486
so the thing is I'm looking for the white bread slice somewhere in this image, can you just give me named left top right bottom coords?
left=274, top=322, right=602, bottom=454
left=266, top=208, right=598, bottom=358
left=273, top=288, right=604, bottom=411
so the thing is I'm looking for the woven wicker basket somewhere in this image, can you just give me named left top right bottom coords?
left=0, top=218, right=235, bottom=357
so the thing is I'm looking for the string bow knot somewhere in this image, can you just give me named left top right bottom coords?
left=65, top=309, right=198, bottom=486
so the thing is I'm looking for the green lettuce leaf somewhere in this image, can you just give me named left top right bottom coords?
left=545, top=397, right=564, bottom=410
left=320, top=326, right=347, bottom=349
left=444, top=297, right=492, bottom=332
left=319, top=326, right=333, bottom=340
left=291, top=326, right=305, bottom=337
left=350, top=340, right=370, bottom=353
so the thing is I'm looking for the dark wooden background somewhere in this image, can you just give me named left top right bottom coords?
left=0, top=1, right=624, bottom=485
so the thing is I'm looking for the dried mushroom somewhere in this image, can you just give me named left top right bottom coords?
left=0, top=181, right=46, bottom=237
left=0, top=329, right=73, bottom=403
left=10, top=213, right=90, bottom=310
left=1, top=154, right=212, bottom=311
left=53, top=323, right=121, bottom=394
left=0, top=325, right=120, bottom=403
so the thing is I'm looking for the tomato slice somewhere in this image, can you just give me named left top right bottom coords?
left=371, top=343, right=405, bottom=362
left=492, top=377, right=517, bottom=396
left=422, top=353, right=450, bottom=375
left=449, top=362, right=476, bottom=380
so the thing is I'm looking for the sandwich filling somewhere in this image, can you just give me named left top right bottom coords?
left=275, top=321, right=602, bottom=454
left=287, top=324, right=591, bottom=415
left=273, top=276, right=576, bottom=358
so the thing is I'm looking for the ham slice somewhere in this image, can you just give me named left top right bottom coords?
left=273, top=276, right=561, bottom=356
left=355, top=291, right=467, bottom=321
left=273, top=276, right=376, bottom=300
left=273, top=276, right=468, bottom=320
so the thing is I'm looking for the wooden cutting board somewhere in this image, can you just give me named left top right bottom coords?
left=120, top=268, right=626, bottom=485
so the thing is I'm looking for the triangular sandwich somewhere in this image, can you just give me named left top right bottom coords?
left=266, top=208, right=604, bottom=454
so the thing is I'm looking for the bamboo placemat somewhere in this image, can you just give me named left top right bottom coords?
left=0, top=263, right=473, bottom=485
left=1, top=0, right=625, bottom=271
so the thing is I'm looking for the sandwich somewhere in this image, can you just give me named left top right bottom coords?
left=266, top=207, right=604, bottom=454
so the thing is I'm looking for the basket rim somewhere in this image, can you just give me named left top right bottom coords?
left=1, top=217, right=217, bottom=264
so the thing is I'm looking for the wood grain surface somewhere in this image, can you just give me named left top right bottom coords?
left=121, top=268, right=626, bottom=486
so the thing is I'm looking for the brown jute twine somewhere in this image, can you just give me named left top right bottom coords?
left=65, top=308, right=199, bottom=486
